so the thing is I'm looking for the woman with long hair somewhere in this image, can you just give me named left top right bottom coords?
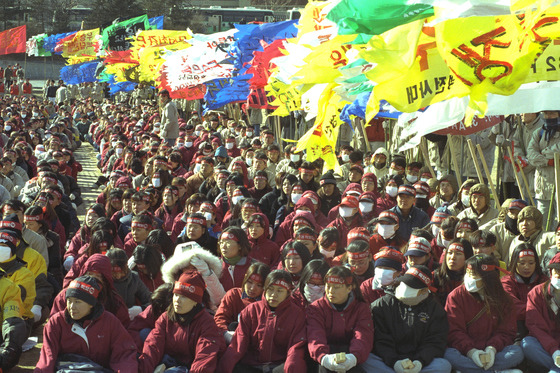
left=444, top=254, right=524, bottom=372
left=218, top=226, right=254, bottom=292
left=292, top=259, right=330, bottom=310
left=432, top=239, right=474, bottom=306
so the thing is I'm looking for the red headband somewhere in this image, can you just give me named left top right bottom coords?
left=112, top=265, right=123, bottom=273
left=0, top=232, right=17, bottom=245
left=0, top=221, right=22, bottom=231
left=407, top=267, right=432, bottom=287
left=458, top=222, right=474, bottom=231
left=243, top=203, right=258, bottom=210
left=248, top=273, right=263, bottom=284
left=310, top=272, right=323, bottom=282
left=448, top=243, right=464, bottom=253
left=131, top=221, right=151, bottom=230
left=255, top=176, right=267, bottom=181
left=347, top=251, right=370, bottom=260
left=271, top=279, right=291, bottom=290
left=348, top=231, right=369, bottom=242
left=43, top=176, right=56, bottom=185
left=293, top=219, right=310, bottom=227
left=299, top=168, right=314, bottom=175
left=374, top=249, right=404, bottom=262
left=519, top=250, right=535, bottom=258
left=467, top=263, right=510, bottom=275
left=221, top=232, right=238, bottom=242
left=69, top=280, right=100, bottom=298
left=296, top=233, right=316, bottom=241
left=136, top=263, right=146, bottom=270
left=24, top=214, right=42, bottom=221
left=174, top=281, right=204, bottom=298
left=326, top=275, right=352, bottom=285
left=186, top=217, right=206, bottom=226
left=286, top=248, right=299, bottom=257
left=164, top=188, right=178, bottom=196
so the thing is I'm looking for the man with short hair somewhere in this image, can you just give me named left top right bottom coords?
left=158, top=89, right=179, bottom=146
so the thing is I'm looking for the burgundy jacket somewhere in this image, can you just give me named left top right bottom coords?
left=214, top=287, right=257, bottom=331
left=501, top=273, right=547, bottom=321
left=526, top=282, right=560, bottom=355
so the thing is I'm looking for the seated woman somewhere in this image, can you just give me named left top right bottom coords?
left=522, top=252, right=560, bottom=372
left=36, top=275, right=138, bottom=372
left=432, top=239, right=474, bottom=306
left=291, top=259, right=330, bottom=310
left=214, top=262, right=270, bottom=343
left=218, top=270, right=307, bottom=373
left=246, top=212, right=280, bottom=267
left=307, top=265, right=374, bottom=372
left=360, top=248, right=404, bottom=305
left=280, top=241, right=312, bottom=286
left=131, top=244, right=164, bottom=292
left=218, top=226, right=254, bottom=292
left=445, top=254, right=524, bottom=373
left=501, top=243, right=547, bottom=341
left=138, top=270, right=225, bottom=373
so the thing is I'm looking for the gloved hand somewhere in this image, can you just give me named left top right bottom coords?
left=69, top=193, right=76, bottom=201
left=31, top=305, right=42, bottom=323
left=517, top=156, right=529, bottom=168
left=552, top=350, right=560, bottom=368
left=549, top=159, right=555, bottom=167
left=495, top=134, right=505, bottom=145
left=224, top=331, right=235, bottom=344
left=409, top=360, right=422, bottom=373
left=0, top=342, right=22, bottom=371
left=128, top=306, right=142, bottom=320
left=339, top=353, right=357, bottom=371
left=467, top=348, right=485, bottom=368
left=483, top=346, right=496, bottom=370
left=190, top=256, right=211, bottom=276
left=321, top=354, right=344, bottom=372
left=63, top=256, right=74, bottom=271
left=394, top=358, right=413, bottom=373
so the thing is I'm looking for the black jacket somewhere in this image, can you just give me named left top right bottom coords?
left=371, top=293, right=448, bottom=367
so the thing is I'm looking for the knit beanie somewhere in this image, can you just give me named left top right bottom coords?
left=173, top=270, right=205, bottom=304
left=66, top=275, right=101, bottom=306
left=518, top=206, right=543, bottom=231
left=0, top=230, right=18, bottom=255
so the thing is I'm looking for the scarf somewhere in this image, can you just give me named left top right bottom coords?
left=544, top=117, right=560, bottom=141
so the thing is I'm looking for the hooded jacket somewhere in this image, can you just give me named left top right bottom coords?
left=275, top=210, right=321, bottom=246
left=247, top=213, right=280, bottom=267
left=214, top=287, right=258, bottom=331
left=366, top=147, right=390, bottom=185
left=501, top=273, right=548, bottom=321
left=456, top=184, right=499, bottom=226
left=527, top=119, right=560, bottom=200
left=161, top=246, right=225, bottom=309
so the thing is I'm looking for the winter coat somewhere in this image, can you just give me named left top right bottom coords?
left=218, top=297, right=307, bottom=373
left=527, top=123, right=560, bottom=200
left=513, top=114, right=542, bottom=196
left=501, top=273, right=548, bottom=321
left=359, top=278, right=387, bottom=305
left=139, top=309, right=225, bottom=373
left=219, top=257, right=254, bottom=292
left=154, top=204, right=181, bottom=233
left=113, top=270, right=152, bottom=308
left=327, top=214, right=364, bottom=248
left=161, top=246, right=225, bottom=310
left=445, top=284, right=517, bottom=354
left=214, top=287, right=257, bottom=331
left=457, top=206, right=499, bottom=228
left=390, top=205, right=431, bottom=242
left=508, top=230, right=555, bottom=261
left=35, top=308, right=138, bottom=372
left=372, top=293, right=449, bottom=367
left=248, top=214, right=281, bottom=268
left=369, top=233, right=407, bottom=257
left=484, top=221, right=517, bottom=265
left=526, top=282, right=560, bottom=355
left=307, top=296, right=374, bottom=364
left=1, top=257, right=36, bottom=319
left=127, top=304, right=158, bottom=350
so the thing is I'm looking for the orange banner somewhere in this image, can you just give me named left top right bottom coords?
left=0, top=25, right=26, bottom=55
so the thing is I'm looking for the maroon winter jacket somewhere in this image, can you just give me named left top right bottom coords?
left=248, top=213, right=281, bottom=267
left=214, top=287, right=257, bottom=331
left=218, top=297, right=307, bottom=373
left=154, top=204, right=181, bottom=233
left=375, top=195, right=397, bottom=216
left=139, top=309, right=225, bottom=373
left=445, top=284, right=517, bottom=354
left=526, top=282, right=560, bottom=355
left=327, top=214, right=364, bottom=248
left=35, top=309, right=138, bottom=372
left=306, top=296, right=374, bottom=365
left=128, top=305, right=158, bottom=350
left=501, top=273, right=547, bottom=321
left=219, top=257, right=253, bottom=292
left=359, top=278, right=386, bottom=305
left=275, top=210, right=321, bottom=246
left=170, top=212, right=186, bottom=243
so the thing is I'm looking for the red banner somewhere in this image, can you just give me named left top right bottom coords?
left=434, top=115, right=503, bottom=136
left=0, top=25, right=26, bottom=55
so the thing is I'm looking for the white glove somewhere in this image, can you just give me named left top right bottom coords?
left=224, top=330, right=234, bottom=344
left=394, top=359, right=412, bottom=373
left=127, top=256, right=135, bottom=270
left=467, top=348, right=485, bottom=368
left=409, top=360, right=422, bottom=373
left=339, top=353, right=357, bottom=371
left=553, top=350, right=560, bottom=368
left=321, top=354, right=344, bottom=372
left=496, top=134, right=505, bottom=145
left=190, top=256, right=211, bottom=276
left=128, top=306, right=142, bottom=320
left=63, top=256, right=74, bottom=271
left=483, top=346, right=496, bottom=370
left=69, top=193, right=76, bottom=201
left=31, top=305, right=42, bottom=323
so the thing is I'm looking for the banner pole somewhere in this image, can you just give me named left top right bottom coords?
left=466, top=139, right=484, bottom=184
left=515, top=158, right=535, bottom=206
left=447, top=135, right=462, bottom=188
left=548, top=184, right=555, bottom=232
left=420, top=137, right=437, bottom=179
left=476, top=143, right=501, bottom=209
left=507, top=146, right=526, bottom=202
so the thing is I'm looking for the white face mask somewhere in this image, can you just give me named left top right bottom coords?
left=203, top=212, right=213, bottom=223
left=195, top=131, right=201, bottom=137
left=378, top=224, right=396, bottom=239
left=194, top=163, right=202, bottom=173
left=389, top=169, right=400, bottom=176
left=339, top=207, right=355, bottom=218
left=463, top=274, right=482, bottom=293
left=431, top=225, right=441, bottom=238
left=115, top=148, right=123, bottom=156
left=461, top=192, right=471, bottom=207
left=551, top=277, right=560, bottom=290
left=232, top=196, right=243, bottom=205
left=0, top=245, right=11, bottom=262
left=341, top=154, right=350, bottom=162
left=246, top=158, right=253, bottom=167
left=304, top=284, right=325, bottom=303
left=416, top=194, right=427, bottom=199
left=176, top=142, right=184, bottom=148
left=290, top=154, right=300, bottom=162
left=386, top=186, right=398, bottom=198
left=319, top=248, right=335, bottom=258
left=395, top=282, right=428, bottom=306
left=21, top=113, right=27, bottom=118
left=226, top=142, right=234, bottom=149
left=185, top=141, right=193, bottom=148
left=247, top=131, right=253, bottom=137
left=111, top=141, right=117, bottom=148
left=420, top=177, right=430, bottom=183
left=359, top=202, right=374, bottom=214
left=406, top=174, right=418, bottom=183
left=152, top=178, right=162, bottom=188
left=291, top=193, right=302, bottom=204
left=4, top=125, right=11, bottom=131
left=374, top=267, right=396, bottom=286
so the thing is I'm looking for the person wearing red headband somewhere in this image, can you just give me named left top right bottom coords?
left=433, top=239, right=474, bottom=306
left=360, top=248, right=405, bottom=304
left=457, top=184, right=499, bottom=227
left=214, top=262, right=271, bottom=343
left=339, top=240, right=374, bottom=285
left=445, top=254, right=523, bottom=372
left=501, top=243, right=547, bottom=343
left=154, top=186, right=181, bottom=233
left=455, top=218, right=479, bottom=242
left=291, top=259, right=330, bottom=310
left=469, top=230, right=508, bottom=277
left=246, top=213, right=280, bottom=267
left=185, top=156, right=214, bottom=198
left=307, top=266, right=373, bottom=372
left=508, top=206, right=554, bottom=266
left=363, top=265, right=451, bottom=373
left=124, top=214, right=153, bottom=258
left=139, top=270, right=225, bottom=372
left=219, top=270, right=307, bottom=373
left=218, top=227, right=254, bottom=292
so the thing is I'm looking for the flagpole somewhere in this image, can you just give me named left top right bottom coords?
left=466, top=138, right=484, bottom=184
left=476, top=143, right=501, bottom=209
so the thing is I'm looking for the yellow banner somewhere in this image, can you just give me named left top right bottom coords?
left=296, top=1, right=335, bottom=39
left=62, top=28, right=99, bottom=58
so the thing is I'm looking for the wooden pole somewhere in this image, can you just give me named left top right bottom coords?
left=515, top=158, right=535, bottom=206
left=358, top=118, right=371, bottom=152
left=548, top=184, right=556, bottom=232
left=447, top=135, right=462, bottom=189
left=420, top=137, right=437, bottom=179
left=466, top=139, right=484, bottom=184
left=476, top=143, right=501, bottom=209
left=555, top=153, right=560, bottom=225
left=507, top=146, right=527, bottom=202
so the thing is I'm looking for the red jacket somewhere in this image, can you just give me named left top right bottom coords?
left=445, top=284, right=517, bottom=354
left=170, top=212, right=186, bottom=242
left=154, top=204, right=181, bottom=233
left=128, top=305, right=158, bottom=350
left=219, top=257, right=253, bottom=292
left=369, top=233, right=406, bottom=256
left=360, top=278, right=386, bottom=305
left=139, top=309, right=225, bottom=373
left=327, top=214, right=364, bottom=248
left=23, top=82, right=32, bottom=94
left=501, top=273, right=547, bottom=321
left=214, top=287, right=256, bottom=331
left=526, top=282, right=560, bottom=355
left=375, top=195, right=397, bottom=216
left=248, top=213, right=281, bottom=267
left=307, top=296, right=374, bottom=364
left=36, top=309, right=138, bottom=372
left=137, top=270, right=164, bottom=293
left=218, top=297, right=307, bottom=373
left=123, top=235, right=139, bottom=258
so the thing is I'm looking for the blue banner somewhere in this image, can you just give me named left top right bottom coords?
left=60, top=61, right=100, bottom=84
left=204, top=74, right=251, bottom=111
left=149, top=16, right=164, bottom=30
left=43, top=32, right=76, bottom=53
